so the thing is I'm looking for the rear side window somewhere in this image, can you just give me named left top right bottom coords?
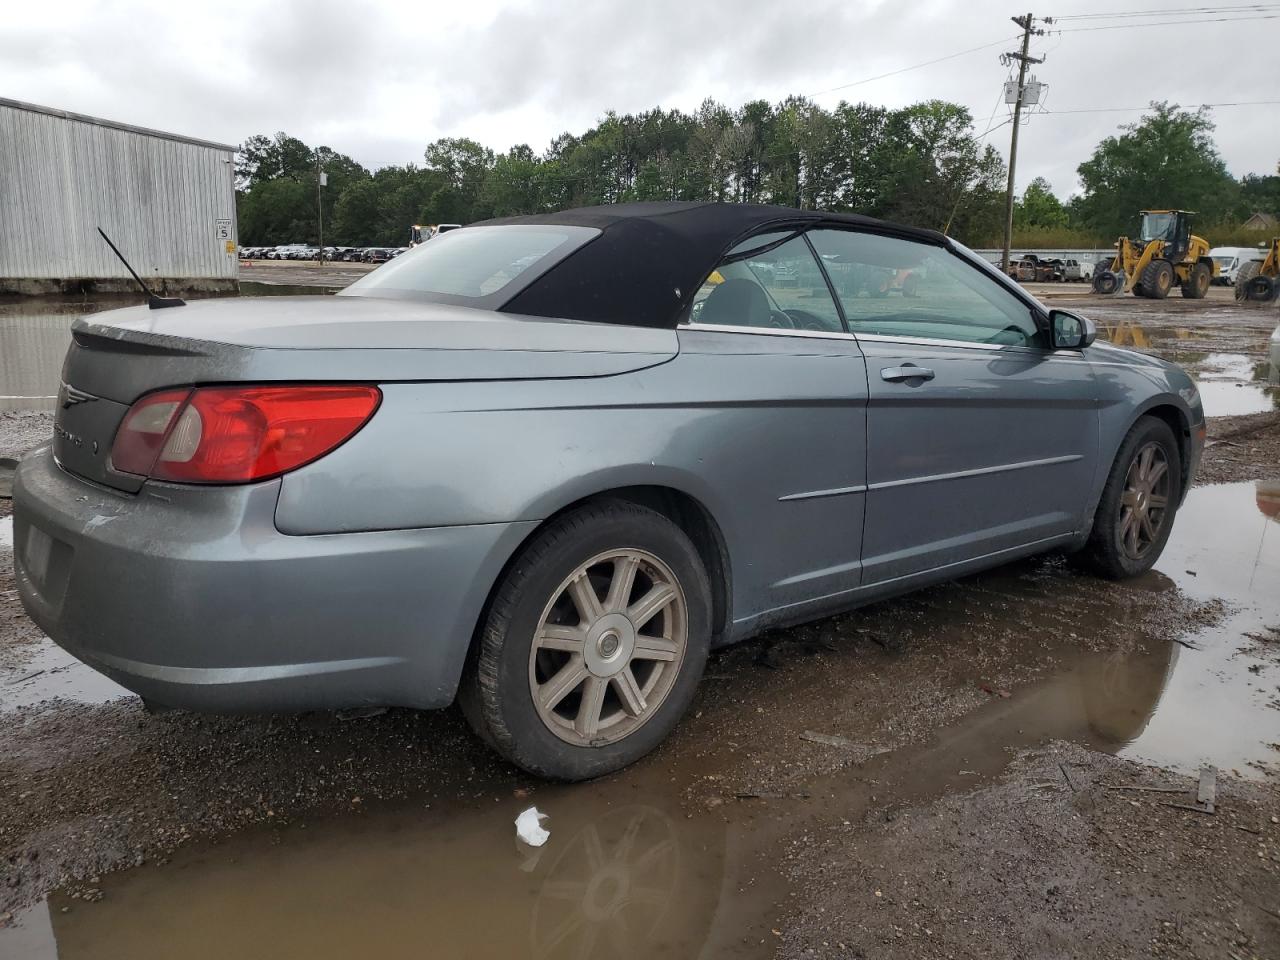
left=340, top=225, right=599, bottom=308
left=687, top=234, right=843, bottom=332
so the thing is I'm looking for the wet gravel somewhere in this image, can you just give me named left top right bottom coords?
left=1200, top=410, right=1280, bottom=485
left=784, top=742, right=1280, bottom=959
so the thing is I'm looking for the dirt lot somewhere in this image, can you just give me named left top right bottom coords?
left=1, top=291, right=1278, bottom=958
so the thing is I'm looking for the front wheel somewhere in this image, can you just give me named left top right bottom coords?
left=1180, top=261, right=1211, bottom=299
left=1076, top=416, right=1182, bottom=579
left=460, top=501, right=712, bottom=780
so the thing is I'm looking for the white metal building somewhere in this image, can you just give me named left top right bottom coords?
left=0, top=97, right=238, bottom=295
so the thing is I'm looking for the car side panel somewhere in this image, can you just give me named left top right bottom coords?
left=276, top=329, right=870, bottom=630
left=856, top=339, right=1099, bottom=583
left=1082, top=342, right=1204, bottom=525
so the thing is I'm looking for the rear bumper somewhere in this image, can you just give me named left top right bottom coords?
left=12, top=448, right=535, bottom=712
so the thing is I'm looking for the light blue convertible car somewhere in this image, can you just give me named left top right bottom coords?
left=13, top=202, right=1204, bottom=778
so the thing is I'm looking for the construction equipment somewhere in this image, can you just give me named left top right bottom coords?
left=1234, top=238, right=1279, bottom=302
left=1091, top=210, right=1215, bottom=299
left=409, top=223, right=463, bottom=247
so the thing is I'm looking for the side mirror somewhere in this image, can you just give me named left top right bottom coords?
left=1049, top=309, right=1097, bottom=350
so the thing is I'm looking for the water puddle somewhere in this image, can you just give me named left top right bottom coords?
left=1194, top=379, right=1277, bottom=416
left=1199, top=352, right=1260, bottom=381
left=0, top=289, right=326, bottom=413
left=3, top=482, right=1276, bottom=958
left=1185, top=350, right=1278, bottom=416
left=0, top=639, right=133, bottom=712
left=6, top=778, right=762, bottom=960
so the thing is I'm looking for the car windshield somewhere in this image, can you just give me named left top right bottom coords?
left=340, top=224, right=599, bottom=308
left=1141, top=213, right=1175, bottom=242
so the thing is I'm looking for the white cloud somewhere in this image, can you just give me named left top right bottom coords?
left=1, top=0, right=1275, bottom=199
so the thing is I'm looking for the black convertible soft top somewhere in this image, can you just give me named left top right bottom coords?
left=483, top=202, right=950, bottom=329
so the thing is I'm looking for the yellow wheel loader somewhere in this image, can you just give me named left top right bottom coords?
left=1235, top=238, right=1279, bottom=303
left=1091, top=210, right=1216, bottom=299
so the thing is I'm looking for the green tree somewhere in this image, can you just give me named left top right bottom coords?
left=424, top=138, right=495, bottom=223
left=1236, top=163, right=1280, bottom=219
left=1015, top=177, right=1068, bottom=229
left=1075, top=102, right=1238, bottom=238
left=236, top=178, right=314, bottom=245
left=236, top=132, right=316, bottom=189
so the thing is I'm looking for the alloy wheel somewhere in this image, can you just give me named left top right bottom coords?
left=1118, top=441, right=1171, bottom=560
left=529, top=549, right=688, bottom=747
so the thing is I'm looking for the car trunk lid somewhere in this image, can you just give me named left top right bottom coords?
left=56, top=296, right=678, bottom=493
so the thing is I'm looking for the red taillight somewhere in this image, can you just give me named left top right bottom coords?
left=111, top=385, right=381, bottom=484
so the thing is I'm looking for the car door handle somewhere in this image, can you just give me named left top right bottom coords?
left=880, top=365, right=935, bottom=382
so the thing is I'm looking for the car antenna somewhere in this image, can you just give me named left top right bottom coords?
left=96, top=227, right=186, bottom=309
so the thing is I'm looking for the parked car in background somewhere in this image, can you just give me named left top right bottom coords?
left=12, top=202, right=1204, bottom=780
left=1012, top=255, right=1065, bottom=282
left=364, top=248, right=392, bottom=263
left=391, top=247, right=409, bottom=258
left=1209, top=246, right=1265, bottom=286
left=1060, top=259, right=1086, bottom=282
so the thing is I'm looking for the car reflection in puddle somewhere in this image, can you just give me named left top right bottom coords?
left=3, top=482, right=1278, bottom=960
left=23, top=786, right=728, bottom=960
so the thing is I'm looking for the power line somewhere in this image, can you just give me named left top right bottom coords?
left=1039, top=98, right=1280, bottom=114
left=1052, top=11, right=1279, bottom=29
left=1050, top=3, right=1280, bottom=20
left=809, top=35, right=1019, bottom=97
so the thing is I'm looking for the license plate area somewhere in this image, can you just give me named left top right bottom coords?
left=15, top=517, right=73, bottom=612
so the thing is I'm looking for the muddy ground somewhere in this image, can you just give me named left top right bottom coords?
left=1, top=292, right=1278, bottom=958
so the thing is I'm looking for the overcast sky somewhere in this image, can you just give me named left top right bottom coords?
left=4, top=0, right=1277, bottom=199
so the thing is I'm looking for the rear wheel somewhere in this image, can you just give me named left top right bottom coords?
left=1077, top=416, right=1181, bottom=580
left=460, top=501, right=711, bottom=780
left=1139, top=259, right=1174, bottom=300
left=1180, top=261, right=1211, bottom=299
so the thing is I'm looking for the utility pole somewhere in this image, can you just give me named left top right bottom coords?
left=316, top=153, right=326, bottom=267
left=1001, top=14, right=1044, bottom=273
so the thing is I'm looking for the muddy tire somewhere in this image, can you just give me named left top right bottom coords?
left=1180, top=261, right=1210, bottom=299
left=1236, top=260, right=1259, bottom=301
left=1092, top=265, right=1120, bottom=295
left=1139, top=259, right=1174, bottom=300
left=1076, top=416, right=1182, bottom=580
left=459, top=500, right=711, bottom=780
left=1246, top=274, right=1277, bottom=303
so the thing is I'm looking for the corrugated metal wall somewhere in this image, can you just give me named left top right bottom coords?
left=0, top=101, right=237, bottom=281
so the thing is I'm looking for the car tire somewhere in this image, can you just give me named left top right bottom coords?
left=1092, top=267, right=1120, bottom=295
left=459, top=500, right=712, bottom=780
left=1076, top=416, right=1182, bottom=580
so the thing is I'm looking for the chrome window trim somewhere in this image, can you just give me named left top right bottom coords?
left=679, top=322, right=1087, bottom=357
left=852, top=332, right=1048, bottom=355
left=677, top=322, right=858, bottom=341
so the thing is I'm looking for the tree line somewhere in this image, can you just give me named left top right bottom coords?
left=236, top=98, right=1280, bottom=250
